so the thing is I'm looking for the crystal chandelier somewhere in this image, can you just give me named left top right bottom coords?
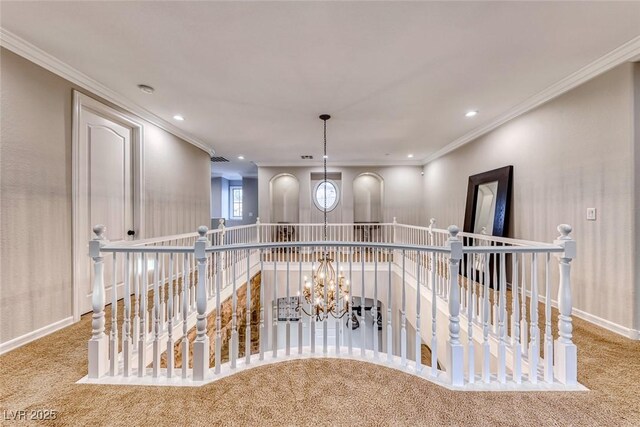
left=297, top=114, right=350, bottom=321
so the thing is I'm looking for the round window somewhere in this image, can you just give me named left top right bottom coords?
left=313, top=180, right=339, bottom=212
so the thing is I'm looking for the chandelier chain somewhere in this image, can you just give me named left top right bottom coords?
left=323, top=117, right=327, bottom=250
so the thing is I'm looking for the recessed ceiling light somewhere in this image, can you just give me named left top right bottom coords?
left=238, top=155, right=245, bottom=160
left=137, top=84, right=154, bottom=94
left=407, top=154, right=414, bottom=158
left=173, top=115, right=184, bottom=121
left=465, top=110, right=478, bottom=117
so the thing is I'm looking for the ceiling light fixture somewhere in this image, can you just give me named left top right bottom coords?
left=137, top=84, right=155, bottom=94
left=173, top=115, right=185, bottom=121
left=407, top=154, right=414, bottom=158
left=238, top=155, right=245, bottom=160
left=465, top=110, right=478, bottom=117
left=296, top=114, right=350, bottom=321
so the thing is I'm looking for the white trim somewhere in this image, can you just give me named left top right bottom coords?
left=423, top=35, right=640, bottom=164
left=572, top=306, right=640, bottom=341
left=76, top=345, right=587, bottom=391
left=312, top=179, right=340, bottom=212
left=0, top=317, right=74, bottom=355
left=72, top=91, right=145, bottom=321
left=531, top=291, right=640, bottom=341
left=0, top=28, right=213, bottom=156
left=256, top=160, right=423, bottom=167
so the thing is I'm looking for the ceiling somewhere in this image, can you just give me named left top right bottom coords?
left=2, top=1, right=640, bottom=167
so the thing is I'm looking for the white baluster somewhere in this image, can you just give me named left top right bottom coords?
left=511, top=253, right=522, bottom=383
left=544, top=253, right=553, bottom=383
left=231, top=251, right=238, bottom=369
left=350, top=248, right=355, bottom=356
left=553, top=225, right=577, bottom=385
left=166, top=253, right=175, bottom=378
left=446, top=226, right=464, bottom=386
left=467, top=253, right=475, bottom=384
left=88, top=225, right=108, bottom=379
left=286, top=250, right=291, bottom=356
left=138, top=253, right=148, bottom=378
left=497, top=252, right=507, bottom=383
left=298, top=254, right=303, bottom=355
left=430, top=249, right=437, bottom=378
left=372, top=250, right=378, bottom=359
left=160, top=254, right=166, bottom=333
left=310, top=255, right=316, bottom=354
left=246, top=249, right=252, bottom=365
left=259, top=252, right=265, bottom=361
left=520, top=254, right=528, bottom=356
left=415, top=252, right=422, bottom=373
left=182, top=253, right=189, bottom=379
left=123, top=253, right=132, bottom=377
left=190, top=252, right=196, bottom=311
left=482, top=254, right=491, bottom=383
left=133, top=253, right=140, bottom=352
left=174, top=252, right=180, bottom=322
left=529, top=253, right=540, bottom=384
left=492, top=245, right=498, bottom=335
left=324, top=246, right=329, bottom=355
left=153, top=253, right=161, bottom=378
left=272, top=257, right=278, bottom=358
left=109, top=252, right=119, bottom=376
left=361, top=251, right=366, bottom=359
left=193, top=226, right=209, bottom=381
left=386, top=250, right=392, bottom=363
left=336, top=248, right=341, bottom=355
left=400, top=250, right=407, bottom=366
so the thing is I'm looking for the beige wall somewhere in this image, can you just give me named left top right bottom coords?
left=0, top=48, right=211, bottom=346
left=258, top=166, right=423, bottom=225
left=422, top=63, right=637, bottom=332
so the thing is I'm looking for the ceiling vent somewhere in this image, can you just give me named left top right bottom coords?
left=211, top=156, right=229, bottom=162
left=301, top=155, right=314, bottom=160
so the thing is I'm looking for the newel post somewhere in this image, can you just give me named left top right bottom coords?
left=553, top=224, right=577, bottom=385
left=446, top=225, right=464, bottom=386
left=193, top=226, right=210, bottom=381
left=88, top=225, right=109, bottom=378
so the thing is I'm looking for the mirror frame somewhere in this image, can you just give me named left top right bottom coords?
left=463, top=165, right=513, bottom=237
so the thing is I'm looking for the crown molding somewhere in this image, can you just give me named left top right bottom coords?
left=0, top=28, right=214, bottom=155
left=423, top=34, right=640, bottom=165
left=254, top=160, right=424, bottom=168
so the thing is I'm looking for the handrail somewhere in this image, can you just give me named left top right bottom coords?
left=86, top=220, right=578, bottom=390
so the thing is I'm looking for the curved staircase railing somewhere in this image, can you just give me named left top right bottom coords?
left=81, top=219, right=580, bottom=391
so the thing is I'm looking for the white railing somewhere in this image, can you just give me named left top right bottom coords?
left=82, top=219, right=579, bottom=391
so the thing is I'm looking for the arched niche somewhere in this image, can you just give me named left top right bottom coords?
left=270, top=173, right=300, bottom=223
left=353, top=173, right=383, bottom=223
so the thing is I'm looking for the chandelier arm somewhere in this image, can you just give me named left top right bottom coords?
left=295, top=303, right=313, bottom=318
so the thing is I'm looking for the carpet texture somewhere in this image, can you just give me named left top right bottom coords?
left=1, top=297, right=639, bottom=426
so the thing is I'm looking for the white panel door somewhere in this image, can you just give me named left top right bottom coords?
left=77, top=107, right=135, bottom=315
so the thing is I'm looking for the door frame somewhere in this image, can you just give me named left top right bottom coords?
left=72, top=90, right=145, bottom=321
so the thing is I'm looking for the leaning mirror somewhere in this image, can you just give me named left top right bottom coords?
left=463, top=166, right=513, bottom=237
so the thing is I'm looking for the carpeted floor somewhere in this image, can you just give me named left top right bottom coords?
left=1, top=303, right=639, bottom=426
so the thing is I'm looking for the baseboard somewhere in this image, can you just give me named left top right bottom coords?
left=570, top=307, right=639, bottom=340
left=526, top=291, right=640, bottom=340
left=0, top=316, right=75, bottom=355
